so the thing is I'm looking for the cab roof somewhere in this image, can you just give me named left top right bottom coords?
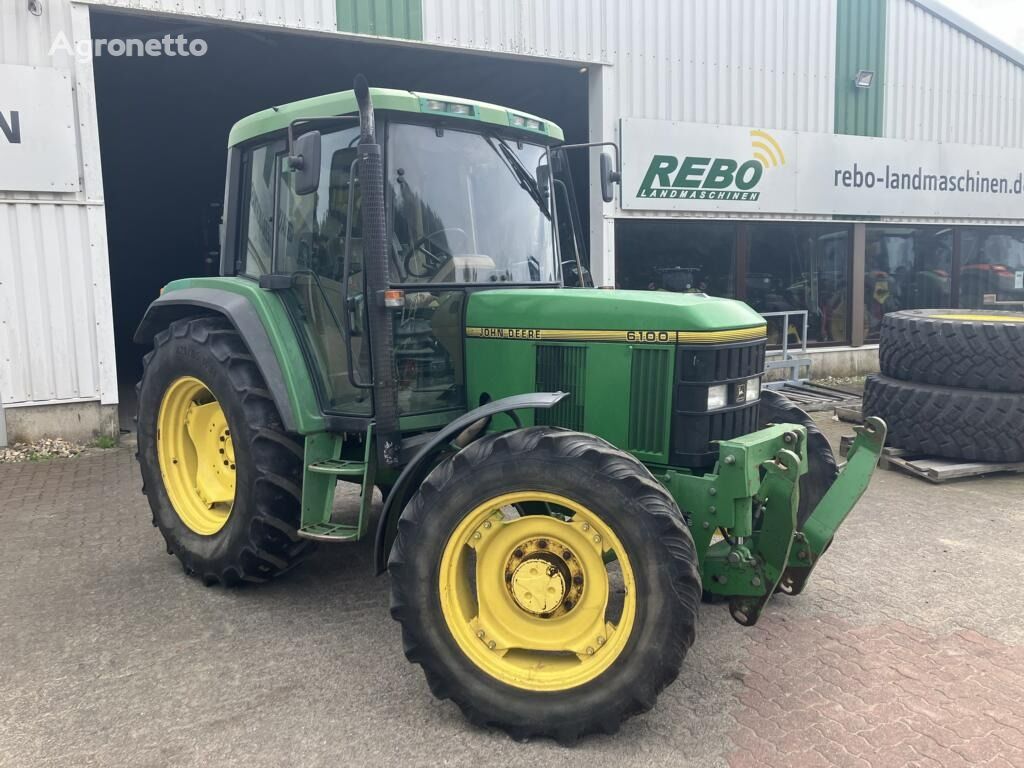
left=228, top=87, right=564, bottom=147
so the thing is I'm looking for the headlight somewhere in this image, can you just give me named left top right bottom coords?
left=707, top=384, right=728, bottom=411
left=745, top=377, right=761, bottom=402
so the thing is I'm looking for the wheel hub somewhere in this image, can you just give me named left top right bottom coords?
left=504, top=537, right=584, bottom=618
left=510, top=559, right=566, bottom=615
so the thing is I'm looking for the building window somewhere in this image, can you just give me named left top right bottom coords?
left=615, top=220, right=736, bottom=297
left=746, top=223, right=852, bottom=346
left=959, top=228, right=1024, bottom=309
left=864, top=226, right=953, bottom=340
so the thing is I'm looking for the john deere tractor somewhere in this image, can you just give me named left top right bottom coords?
left=135, top=78, right=886, bottom=742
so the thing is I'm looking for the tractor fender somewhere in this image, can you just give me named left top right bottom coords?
left=134, top=287, right=298, bottom=432
left=373, top=391, right=568, bottom=574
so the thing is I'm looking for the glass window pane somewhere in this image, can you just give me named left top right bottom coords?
left=242, top=145, right=275, bottom=277
left=747, top=224, right=851, bottom=346
left=959, top=228, right=1024, bottom=309
left=614, top=220, right=736, bottom=296
left=864, top=226, right=953, bottom=340
left=387, top=124, right=557, bottom=285
left=394, top=290, right=466, bottom=414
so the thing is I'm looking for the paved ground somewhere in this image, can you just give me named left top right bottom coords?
left=1, top=415, right=1022, bottom=767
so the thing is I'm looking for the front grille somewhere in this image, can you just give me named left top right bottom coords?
left=670, top=339, right=766, bottom=468
left=535, top=345, right=587, bottom=431
left=627, top=348, right=672, bottom=455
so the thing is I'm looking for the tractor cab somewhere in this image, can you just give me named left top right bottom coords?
left=221, top=86, right=599, bottom=437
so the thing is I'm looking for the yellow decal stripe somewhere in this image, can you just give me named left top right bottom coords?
left=927, top=313, right=1024, bottom=323
left=465, top=326, right=767, bottom=344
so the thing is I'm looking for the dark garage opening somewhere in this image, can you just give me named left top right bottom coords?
left=90, top=9, right=589, bottom=417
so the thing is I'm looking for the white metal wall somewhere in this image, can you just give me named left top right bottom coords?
left=422, top=0, right=609, bottom=63
left=886, top=0, right=1024, bottom=148
left=0, top=1, right=118, bottom=408
left=90, top=0, right=337, bottom=32
left=424, top=0, right=836, bottom=131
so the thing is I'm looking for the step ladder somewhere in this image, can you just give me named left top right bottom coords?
left=297, top=428, right=377, bottom=542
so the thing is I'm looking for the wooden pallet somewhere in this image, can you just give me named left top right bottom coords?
left=840, top=438, right=1024, bottom=483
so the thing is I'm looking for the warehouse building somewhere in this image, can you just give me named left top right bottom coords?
left=2, top=0, right=1023, bottom=442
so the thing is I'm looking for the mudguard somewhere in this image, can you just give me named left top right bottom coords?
left=373, top=392, right=568, bottom=574
left=134, top=287, right=299, bottom=432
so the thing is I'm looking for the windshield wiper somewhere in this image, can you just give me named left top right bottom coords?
left=485, top=135, right=551, bottom=219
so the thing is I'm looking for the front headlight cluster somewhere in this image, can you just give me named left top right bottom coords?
left=706, top=376, right=761, bottom=411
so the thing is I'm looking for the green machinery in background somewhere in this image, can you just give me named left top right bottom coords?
left=134, top=78, right=886, bottom=742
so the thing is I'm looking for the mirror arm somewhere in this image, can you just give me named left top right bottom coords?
left=286, top=116, right=359, bottom=166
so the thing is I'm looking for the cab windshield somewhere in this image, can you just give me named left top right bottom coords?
left=387, top=122, right=558, bottom=284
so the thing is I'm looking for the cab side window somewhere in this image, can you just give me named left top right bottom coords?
left=240, top=144, right=276, bottom=277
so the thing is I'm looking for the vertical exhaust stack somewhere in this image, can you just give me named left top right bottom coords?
left=354, top=75, right=401, bottom=467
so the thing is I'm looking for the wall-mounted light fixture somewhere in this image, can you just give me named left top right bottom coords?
left=854, top=69, right=875, bottom=89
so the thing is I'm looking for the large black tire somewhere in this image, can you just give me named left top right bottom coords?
left=758, top=389, right=839, bottom=529
left=879, top=309, right=1024, bottom=393
left=863, top=374, right=1024, bottom=463
left=137, top=316, right=315, bottom=585
left=388, top=427, right=701, bottom=743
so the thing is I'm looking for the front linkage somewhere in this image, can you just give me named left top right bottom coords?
left=657, top=417, right=887, bottom=626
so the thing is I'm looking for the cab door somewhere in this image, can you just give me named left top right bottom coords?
left=272, top=127, right=373, bottom=416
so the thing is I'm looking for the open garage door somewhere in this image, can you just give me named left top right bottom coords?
left=89, top=8, right=589, bottom=420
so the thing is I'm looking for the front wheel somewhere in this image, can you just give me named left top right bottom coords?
left=388, top=427, right=701, bottom=743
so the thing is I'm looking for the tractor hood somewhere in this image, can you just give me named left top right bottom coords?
left=465, top=289, right=766, bottom=343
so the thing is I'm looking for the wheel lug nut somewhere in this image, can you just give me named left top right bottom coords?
left=563, top=550, right=573, bottom=560
left=477, top=630, right=485, bottom=639
left=597, top=636, right=605, bottom=645
left=581, top=523, right=590, bottom=532
left=487, top=640, right=496, bottom=650
left=472, top=532, right=481, bottom=540
left=537, top=539, right=547, bottom=549
left=586, top=646, right=595, bottom=655
left=593, top=534, right=601, bottom=543
left=513, top=548, right=523, bottom=558
left=564, top=600, right=573, bottom=609
left=573, top=575, right=583, bottom=585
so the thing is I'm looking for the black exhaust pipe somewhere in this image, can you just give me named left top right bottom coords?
left=354, top=75, right=401, bottom=467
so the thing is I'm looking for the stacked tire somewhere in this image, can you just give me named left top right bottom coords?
left=863, top=309, right=1024, bottom=463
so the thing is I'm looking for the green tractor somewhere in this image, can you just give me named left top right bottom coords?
left=135, top=78, right=886, bottom=742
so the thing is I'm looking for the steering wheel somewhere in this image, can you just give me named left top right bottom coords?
left=404, top=228, right=468, bottom=279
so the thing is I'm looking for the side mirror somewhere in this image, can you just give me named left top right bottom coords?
left=289, top=130, right=322, bottom=195
left=600, top=150, right=621, bottom=204
left=536, top=162, right=551, bottom=203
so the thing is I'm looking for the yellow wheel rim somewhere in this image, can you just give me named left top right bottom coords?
left=438, top=491, right=637, bottom=691
left=156, top=376, right=236, bottom=536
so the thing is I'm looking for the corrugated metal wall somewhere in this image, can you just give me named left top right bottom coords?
left=0, top=1, right=118, bottom=408
left=886, top=0, right=1024, bottom=147
left=91, top=0, right=337, bottom=32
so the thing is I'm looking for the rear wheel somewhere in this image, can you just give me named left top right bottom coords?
left=388, top=427, right=701, bottom=743
left=137, top=316, right=315, bottom=585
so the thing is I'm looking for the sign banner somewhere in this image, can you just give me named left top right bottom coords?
left=621, top=118, right=1024, bottom=220
left=0, top=65, right=80, bottom=193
